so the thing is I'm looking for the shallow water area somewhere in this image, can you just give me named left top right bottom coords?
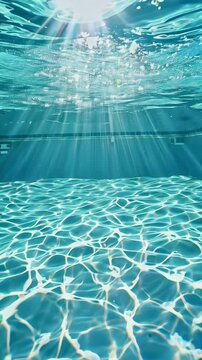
left=0, top=176, right=202, bottom=360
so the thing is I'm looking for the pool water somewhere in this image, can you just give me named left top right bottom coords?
left=0, top=0, right=202, bottom=112
left=0, top=0, right=202, bottom=359
left=0, top=176, right=201, bottom=359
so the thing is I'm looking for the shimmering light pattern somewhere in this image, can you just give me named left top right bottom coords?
left=0, top=0, right=202, bottom=112
left=0, top=176, right=202, bottom=359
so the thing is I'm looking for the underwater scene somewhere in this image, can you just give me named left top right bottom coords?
left=0, top=0, right=202, bottom=359
left=0, top=177, right=202, bottom=360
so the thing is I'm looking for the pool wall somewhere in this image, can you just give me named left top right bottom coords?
left=0, top=107, right=201, bottom=181
left=0, top=136, right=201, bottom=181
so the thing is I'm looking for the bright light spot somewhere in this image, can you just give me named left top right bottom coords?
left=52, top=0, right=135, bottom=23
left=53, top=0, right=113, bottom=22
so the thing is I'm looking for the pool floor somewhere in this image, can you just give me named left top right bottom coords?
left=0, top=176, right=201, bottom=359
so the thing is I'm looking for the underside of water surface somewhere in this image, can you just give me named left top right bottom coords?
left=0, top=0, right=202, bottom=112
left=0, top=1, right=202, bottom=360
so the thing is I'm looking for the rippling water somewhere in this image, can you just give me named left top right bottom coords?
left=0, top=176, right=202, bottom=359
left=0, top=1, right=202, bottom=359
left=0, top=0, right=202, bottom=112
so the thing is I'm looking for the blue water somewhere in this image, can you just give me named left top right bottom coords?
left=0, top=1, right=202, bottom=359
left=0, top=0, right=202, bottom=113
left=0, top=177, right=202, bottom=359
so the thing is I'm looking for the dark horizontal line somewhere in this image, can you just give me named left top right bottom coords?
left=0, top=129, right=202, bottom=142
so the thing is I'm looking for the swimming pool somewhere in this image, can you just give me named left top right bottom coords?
left=0, top=1, right=202, bottom=359
left=0, top=176, right=201, bottom=359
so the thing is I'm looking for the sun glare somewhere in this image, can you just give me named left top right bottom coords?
left=52, top=0, right=134, bottom=23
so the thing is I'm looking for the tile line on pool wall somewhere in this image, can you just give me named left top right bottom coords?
left=0, top=128, right=202, bottom=142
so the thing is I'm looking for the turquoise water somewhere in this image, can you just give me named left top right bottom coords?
left=0, top=0, right=202, bottom=359
left=0, top=0, right=202, bottom=113
left=0, top=176, right=201, bottom=359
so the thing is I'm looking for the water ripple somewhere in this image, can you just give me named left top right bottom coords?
left=0, top=0, right=201, bottom=112
left=0, top=176, right=201, bottom=359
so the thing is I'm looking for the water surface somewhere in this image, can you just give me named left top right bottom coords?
left=0, top=0, right=202, bottom=113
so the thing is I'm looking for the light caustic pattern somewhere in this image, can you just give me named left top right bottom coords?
left=0, top=177, right=202, bottom=360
